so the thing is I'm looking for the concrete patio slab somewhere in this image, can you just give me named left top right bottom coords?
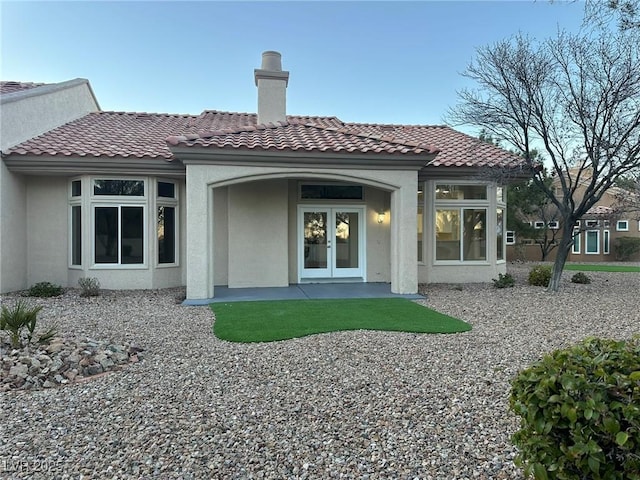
left=183, top=283, right=424, bottom=305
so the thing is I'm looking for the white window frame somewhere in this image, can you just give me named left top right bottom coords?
left=585, top=230, right=600, bottom=255
left=603, top=230, right=610, bottom=255
left=547, top=221, right=559, bottom=230
left=534, top=221, right=545, bottom=229
left=433, top=181, right=493, bottom=264
left=157, top=180, right=179, bottom=268
left=506, top=231, right=516, bottom=245
left=572, top=229, right=581, bottom=254
left=616, top=220, right=629, bottom=231
left=68, top=177, right=83, bottom=269
left=585, top=220, right=599, bottom=228
left=90, top=176, right=148, bottom=269
left=603, top=220, right=610, bottom=228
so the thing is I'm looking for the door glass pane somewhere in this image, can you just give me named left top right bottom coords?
left=335, top=212, right=358, bottom=269
left=121, top=207, right=144, bottom=264
left=304, top=212, right=327, bottom=269
left=95, top=207, right=118, bottom=263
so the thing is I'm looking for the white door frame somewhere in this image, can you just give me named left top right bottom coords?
left=297, top=205, right=366, bottom=282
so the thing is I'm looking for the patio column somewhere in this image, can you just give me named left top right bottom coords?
left=186, top=166, right=214, bottom=300
left=390, top=175, right=418, bottom=294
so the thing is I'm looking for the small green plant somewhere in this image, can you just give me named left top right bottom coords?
left=528, top=265, right=552, bottom=287
left=0, top=300, right=57, bottom=348
left=492, top=273, right=515, bottom=288
left=614, top=236, right=640, bottom=261
left=571, top=272, right=592, bottom=284
left=78, top=277, right=101, bottom=297
left=510, top=337, right=640, bottom=479
left=26, top=281, right=64, bottom=297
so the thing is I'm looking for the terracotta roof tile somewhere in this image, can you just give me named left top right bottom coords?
left=167, top=120, right=437, bottom=156
left=343, top=124, right=523, bottom=168
left=3, top=109, right=524, bottom=169
left=0, top=81, right=47, bottom=95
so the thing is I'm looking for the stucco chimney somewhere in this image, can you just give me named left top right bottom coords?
left=254, top=51, right=289, bottom=125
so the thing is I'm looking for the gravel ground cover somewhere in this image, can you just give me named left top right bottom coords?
left=1, top=263, right=638, bottom=479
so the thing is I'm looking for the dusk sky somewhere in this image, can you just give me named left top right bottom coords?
left=1, top=1, right=586, bottom=133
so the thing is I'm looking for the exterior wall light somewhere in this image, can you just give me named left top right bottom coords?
left=377, top=211, right=386, bottom=224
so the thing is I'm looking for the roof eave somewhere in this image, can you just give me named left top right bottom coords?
left=2, top=154, right=185, bottom=176
left=170, top=146, right=437, bottom=170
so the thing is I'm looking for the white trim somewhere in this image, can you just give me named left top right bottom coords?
left=616, top=220, right=629, bottom=231
left=547, top=221, right=559, bottom=230
left=585, top=219, right=599, bottom=228
left=534, top=221, right=545, bottom=229
left=156, top=180, right=179, bottom=267
left=572, top=229, right=581, bottom=254
left=603, top=230, right=610, bottom=255
left=506, top=231, right=516, bottom=245
left=91, top=203, right=148, bottom=269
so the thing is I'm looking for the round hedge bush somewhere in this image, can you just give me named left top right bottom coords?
left=510, top=337, right=640, bottom=479
left=528, top=265, right=552, bottom=287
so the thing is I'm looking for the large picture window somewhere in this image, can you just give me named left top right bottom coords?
left=436, top=208, right=487, bottom=261
left=95, top=206, right=144, bottom=264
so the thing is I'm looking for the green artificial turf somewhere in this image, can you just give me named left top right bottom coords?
left=212, top=298, right=471, bottom=342
left=564, top=263, right=640, bottom=273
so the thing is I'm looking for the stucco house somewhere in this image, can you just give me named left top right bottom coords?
left=506, top=172, right=640, bottom=262
left=1, top=51, right=523, bottom=301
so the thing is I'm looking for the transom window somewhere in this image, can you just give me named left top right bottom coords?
left=435, top=184, right=486, bottom=200
left=94, top=179, right=144, bottom=196
left=300, top=184, right=364, bottom=200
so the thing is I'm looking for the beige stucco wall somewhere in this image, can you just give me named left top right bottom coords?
left=213, top=187, right=229, bottom=286
left=0, top=163, right=27, bottom=292
left=25, top=177, right=68, bottom=286
left=227, top=180, right=289, bottom=288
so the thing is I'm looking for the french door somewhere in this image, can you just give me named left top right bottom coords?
left=299, top=206, right=365, bottom=280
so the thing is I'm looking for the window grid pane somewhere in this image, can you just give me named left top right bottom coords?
left=121, top=207, right=144, bottom=264
left=463, top=209, right=486, bottom=261
left=436, top=209, right=460, bottom=260
left=95, top=207, right=119, bottom=263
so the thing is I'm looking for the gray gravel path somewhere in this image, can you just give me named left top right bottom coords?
left=1, top=263, right=639, bottom=479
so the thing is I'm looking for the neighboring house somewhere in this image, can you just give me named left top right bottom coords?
left=1, top=51, right=523, bottom=301
left=506, top=172, right=640, bottom=262
left=0, top=79, right=100, bottom=294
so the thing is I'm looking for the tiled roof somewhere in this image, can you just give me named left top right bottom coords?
left=343, top=123, right=522, bottom=168
left=586, top=205, right=614, bottom=216
left=0, top=81, right=46, bottom=95
left=4, top=109, right=523, bottom=168
left=167, top=120, right=437, bottom=155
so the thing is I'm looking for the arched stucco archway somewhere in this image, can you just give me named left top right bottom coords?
left=185, top=164, right=418, bottom=300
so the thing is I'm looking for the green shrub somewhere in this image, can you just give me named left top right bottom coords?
left=0, top=300, right=56, bottom=348
left=528, top=265, right=552, bottom=287
left=78, top=277, right=100, bottom=297
left=510, top=337, right=640, bottom=480
left=571, top=272, right=591, bottom=284
left=26, top=281, right=64, bottom=297
left=614, top=236, right=640, bottom=261
left=492, top=273, right=515, bottom=288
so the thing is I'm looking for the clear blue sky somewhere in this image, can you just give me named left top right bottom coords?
left=1, top=1, right=585, bottom=131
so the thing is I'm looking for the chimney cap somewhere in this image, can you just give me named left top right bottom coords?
left=261, top=51, right=283, bottom=71
left=254, top=50, right=289, bottom=87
